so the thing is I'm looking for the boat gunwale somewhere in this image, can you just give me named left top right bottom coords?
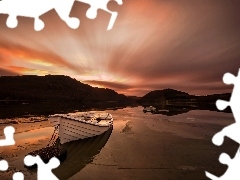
left=50, top=115, right=113, bottom=127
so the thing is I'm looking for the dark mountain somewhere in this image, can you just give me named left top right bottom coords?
left=0, top=75, right=130, bottom=102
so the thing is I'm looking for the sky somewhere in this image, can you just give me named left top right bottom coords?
left=0, top=0, right=240, bottom=96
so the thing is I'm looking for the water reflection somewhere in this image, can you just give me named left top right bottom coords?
left=0, top=101, right=136, bottom=119
left=53, top=126, right=113, bottom=180
left=0, top=107, right=235, bottom=180
left=0, top=100, right=231, bottom=119
left=142, top=104, right=231, bottom=116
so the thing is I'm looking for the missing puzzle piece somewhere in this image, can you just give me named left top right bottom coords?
left=206, top=69, right=240, bottom=179
left=206, top=148, right=240, bottom=180
left=212, top=70, right=240, bottom=146
left=216, top=70, right=240, bottom=120
left=0, top=0, right=80, bottom=31
left=212, top=123, right=240, bottom=146
left=0, top=159, right=24, bottom=180
left=12, top=172, right=24, bottom=180
left=0, top=126, right=15, bottom=146
left=0, top=159, right=8, bottom=171
left=24, top=155, right=60, bottom=180
left=77, top=0, right=123, bottom=30
left=0, top=0, right=123, bottom=31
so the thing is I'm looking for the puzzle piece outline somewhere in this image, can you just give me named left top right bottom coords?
left=0, top=0, right=80, bottom=31
left=0, top=0, right=123, bottom=31
left=0, top=122, right=61, bottom=180
left=206, top=69, right=240, bottom=179
left=0, top=126, right=25, bottom=180
left=24, top=155, right=60, bottom=180
left=205, top=147, right=240, bottom=180
left=0, top=126, right=15, bottom=146
left=77, top=0, right=123, bottom=30
left=0, top=159, right=24, bottom=180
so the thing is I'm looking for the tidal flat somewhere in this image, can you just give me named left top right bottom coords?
left=0, top=106, right=238, bottom=180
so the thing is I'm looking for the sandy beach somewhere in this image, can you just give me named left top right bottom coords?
left=0, top=107, right=238, bottom=180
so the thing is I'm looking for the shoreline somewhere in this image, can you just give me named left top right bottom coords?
left=0, top=120, right=52, bottom=136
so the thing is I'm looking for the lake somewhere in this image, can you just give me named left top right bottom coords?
left=0, top=106, right=238, bottom=180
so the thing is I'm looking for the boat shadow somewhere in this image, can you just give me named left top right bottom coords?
left=53, top=126, right=113, bottom=180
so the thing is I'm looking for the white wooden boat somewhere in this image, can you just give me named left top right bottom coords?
left=49, top=111, right=113, bottom=144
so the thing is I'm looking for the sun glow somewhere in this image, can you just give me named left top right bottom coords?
left=0, top=0, right=239, bottom=96
left=31, top=59, right=53, bottom=67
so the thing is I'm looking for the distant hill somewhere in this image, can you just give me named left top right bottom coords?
left=0, top=75, right=130, bottom=103
left=141, top=89, right=191, bottom=101
left=139, top=88, right=230, bottom=105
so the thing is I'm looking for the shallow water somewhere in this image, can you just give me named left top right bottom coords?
left=0, top=106, right=236, bottom=180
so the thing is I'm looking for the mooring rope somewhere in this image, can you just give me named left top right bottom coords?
left=47, top=125, right=60, bottom=147
left=105, top=113, right=110, bottom=120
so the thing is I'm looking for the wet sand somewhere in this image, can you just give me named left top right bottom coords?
left=0, top=107, right=238, bottom=180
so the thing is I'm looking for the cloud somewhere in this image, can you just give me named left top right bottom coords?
left=0, top=0, right=240, bottom=96
left=102, top=0, right=240, bottom=95
left=0, top=41, right=88, bottom=75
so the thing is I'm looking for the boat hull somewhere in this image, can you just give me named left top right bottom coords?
left=49, top=113, right=113, bottom=144
left=53, top=126, right=113, bottom=179
left=49, top=116, right=61, bottom=126
left=59, top=118, right=111, bottom=144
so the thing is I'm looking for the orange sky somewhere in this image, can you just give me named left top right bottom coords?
left=0, top=0, right=240, bottom=96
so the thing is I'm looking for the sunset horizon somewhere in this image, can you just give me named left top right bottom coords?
left=0, top=73, right=233, bottom=97
left=0, top=0, right=239, bottom=96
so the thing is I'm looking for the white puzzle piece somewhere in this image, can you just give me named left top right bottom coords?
left=206, top=148, right=240, bottom=180
left=0, top=159, right=8, bottom=171
left=12, top=172, right=24, bottom=180
left=0, top=160, right=24, bottom=180
left=206, top=69, right=240, bottom=179
left=0, top=0, right=80, bottom=31
left=24, top=155, right=60, bottom=180
left=0, top=126, right=15, bottom=146
left=77, top=0, right=123, bottom=30
left=0, top=0, right=123, bottom=31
